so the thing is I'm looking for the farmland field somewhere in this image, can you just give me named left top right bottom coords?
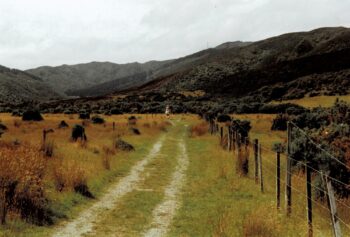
left=0, top=113, right=349, bottom=236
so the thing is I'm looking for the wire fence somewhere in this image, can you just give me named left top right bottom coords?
left=209, top=118, right=350, bottom=236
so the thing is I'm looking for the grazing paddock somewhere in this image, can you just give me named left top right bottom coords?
left=0, top=113, right=349, bottom=236
left=0, top=113, right=172, bottom=236
left=271, top=95, right=350, bottom=108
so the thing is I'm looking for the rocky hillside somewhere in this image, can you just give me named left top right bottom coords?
left=0, top=65, right=60, bottom=103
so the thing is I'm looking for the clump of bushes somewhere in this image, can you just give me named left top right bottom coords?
left=115, top=139, right=135, bottom=151
left=217, top=114, right=231, bottom=123
left=79, top=112, right=90, bottom=120
left=58, top=120, right=69, bottom=129
left=22, top=110, right=43, bottom=121
left=271, top=114, right=289, bottom=131
left=0, top=123, right=8, bottom=131
left=289, top=100, right=350, bottom=197
left=91, top=116, right=105, bottom=124
left=130, top=127, right=141, bottom=135
left=71, top=125, right=87, bottom=142
left=0, top=123, right=7, bottom=137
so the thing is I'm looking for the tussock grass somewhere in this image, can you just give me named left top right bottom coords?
left=242, top=207, right=281, bottom=237
left=0, top=113, right=170, bottom=236
left=189, top=121, right=208, bottom=137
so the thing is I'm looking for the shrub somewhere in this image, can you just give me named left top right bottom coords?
left=22, top=110, right=43, bottom=121
left=232, top=120, right=251, bottom=142
left=217, top=114, right=231, bottom=123
left=130, top=127, right=141, bottom=135
left=79, top=112, right=90, bottom=120
left=271, top=114, right=288, bottom=131
left=91, top=116, right=105, bottom=124
left=0, top=123, right=8, bottom=131
left=58, top=120, right=69, bottom=129
left=71, top=125, right=87, bottom=142
left=115, top=139, right=135, bottom=151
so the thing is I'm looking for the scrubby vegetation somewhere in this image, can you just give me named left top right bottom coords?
left=288, top=100, right=350, bottom=197
left=0, top=113, right=171, bottom=235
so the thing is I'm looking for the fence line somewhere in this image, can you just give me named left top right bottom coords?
left=209, top=118, right=349, bottom=237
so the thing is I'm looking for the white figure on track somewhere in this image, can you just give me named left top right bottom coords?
left=165, top=105, right=171, bottom=118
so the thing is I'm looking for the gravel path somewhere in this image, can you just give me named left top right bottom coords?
left=144, top=139, right=189, bottom=237
left=52, top=136, right=165, bottom=237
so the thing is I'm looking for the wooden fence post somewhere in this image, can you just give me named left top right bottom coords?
left=306, top=160, right=313, bottom=237
left=227, top=126, right=231, bottom=151
left=0, top=189, right=6, bottom=225
left=276, top=151, right=281, bottom=209
left=235, top=132, right=240, bottom=157
left=43, top=129, right=47, bottom=144
left=220, top=127, right=223, bottom=145
left=259, top=144, right=264, bottom=193
left=324, top=173, right=342, bottom=237
left=286, top=122, right=292, bottom=216
left=254, top=139, right=259, bottom=184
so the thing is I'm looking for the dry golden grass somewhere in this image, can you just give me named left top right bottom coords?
left=189, top=121, right=209, bottom=137
left=0, top=142, right=47, bottom=224
left=0, top=113, right=171, bottom=227
left=242, top=207, right=281, bottom=237
left=271, top=95, right=350, bottom=108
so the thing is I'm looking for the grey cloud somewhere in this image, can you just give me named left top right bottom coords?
left=0, top=0, right=349, bottom=70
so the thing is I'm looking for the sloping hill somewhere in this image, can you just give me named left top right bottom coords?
left=127, top=27, right=350, bottom=100
left=28, top=41, right=251, bottom=97
left=26, top=61, right=173, bottom=96
left=0, top=65, right=60, bottom=103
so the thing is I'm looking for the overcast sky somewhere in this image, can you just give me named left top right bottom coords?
left=0, top=0, right=349, bottom=70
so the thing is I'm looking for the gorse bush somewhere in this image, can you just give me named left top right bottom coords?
left=289, top=100, right=350, bottom=197
left=91, top=115, right=105, bottom=124
left=22, top=110, right=43, bottom=121
left=271, top=114, right=288, bottom=131
left=71, top=125, right=87, bottom=142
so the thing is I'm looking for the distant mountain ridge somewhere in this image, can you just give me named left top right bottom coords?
left=0, top=65, right=59, bottom=103
left=1, top=26, right=350, bottom=103
left=126, top=27, right=350, bottom=99
left=26, top=60, right=173, bottom=96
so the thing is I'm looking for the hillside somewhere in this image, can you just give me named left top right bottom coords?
left=128, top=27, right=350, bottom=100
left=0, top=65, right=60, bottom=103
left=28, top=41, right=251, bottom=97
left=25, top=27, right=350, bottom=101
left=26, top=61, right=173, bottom=96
